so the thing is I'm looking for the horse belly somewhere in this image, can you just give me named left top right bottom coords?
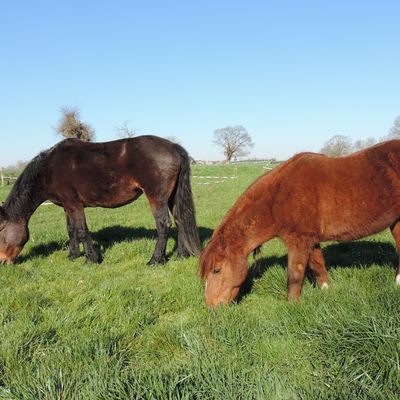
left=320, top=205, right=399, bottom=241
left=86, top=187, right=143, bottom=208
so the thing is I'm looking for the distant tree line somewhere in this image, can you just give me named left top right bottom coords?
left=5, top=108, right=400, bottom=176
left=54, top=107, right=256, bottom=163
left=320, top=116, right=400, bottom=157
left=54, top=106, right=400, bottom=161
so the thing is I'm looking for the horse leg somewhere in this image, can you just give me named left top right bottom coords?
left=65, top=212, right=80, bottom=259
left=64, top=207, right=101, bottom=263
left=171, top=199, right=191, bottom=258
left=147, top=203, right=171, bottom=265
left=286, top=240, right=312, bottom=300
left=170, top=196, right=190, bottom=258
left=308, top=244, right=329, bottom=289
left=390, top=221, right=400, bottom=285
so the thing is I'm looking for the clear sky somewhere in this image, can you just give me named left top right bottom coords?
left=1, top=0, right=399, bottom=166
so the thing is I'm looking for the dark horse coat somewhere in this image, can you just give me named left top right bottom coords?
left=0, top=136, right=201, bottom=264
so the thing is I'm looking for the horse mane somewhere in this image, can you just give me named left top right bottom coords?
left=199, top=236, right=220, bottom=279
left=3, top=150, right=49, bottom=220
left=215, top=152, right=317, bottom=229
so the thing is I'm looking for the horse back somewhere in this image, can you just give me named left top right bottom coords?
left=43, top=136, right=182, bottom=207
left=273, top=141, right=400, bottom=241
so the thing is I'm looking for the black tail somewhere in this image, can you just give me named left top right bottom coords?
left=170, top=144, right=201, bottom=256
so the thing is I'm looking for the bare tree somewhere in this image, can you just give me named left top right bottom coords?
left=352, top=137, right=377, bottom=152
left=114, top=121, right=136, bottom=138
left=213, top=125, right=254, bottom=163
left=320, top=135, right=352, bottom=157
left=55, top=107, right=95, bottom=141
left=388, top=116, right=400, bottom=138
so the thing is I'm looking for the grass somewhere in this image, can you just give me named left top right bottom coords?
left=0, top=162, right=399, bottom=399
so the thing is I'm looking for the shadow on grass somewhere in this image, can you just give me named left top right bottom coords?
left=18, top=241, right=66, bottom=263
left=92, top=225, right=213, bottom=252
left=21, top=225, right=213, bottom=262
left=238, top=240, right=397, bottom=302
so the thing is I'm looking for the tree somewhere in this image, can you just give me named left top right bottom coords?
left=55, top=107, right=95, bottom=141
left=114, top=121, right=136, bottom=138
left=388, top=116, right=400, bottom=138
left=320, top=135, right=352, bottom=157
left=213, top=125, right=254, bottom=163
left=352, top=137, right=377, bottom=152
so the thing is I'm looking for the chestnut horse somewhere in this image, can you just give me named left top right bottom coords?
left=0, top=136, right=201, bottom=265
left=200, top=140, right=400, bottom=307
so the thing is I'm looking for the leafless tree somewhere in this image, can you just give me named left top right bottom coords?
left=114, top=121, right=136, bottom=139
left=388, top=116, right=400, bottom=138
left=352, top=137, right=377, bottom=152
left=213, top=125, right=254, bottom=163
left=320, top=135, right=352, bottom=157
left=55, top=107, right=95, bottom=141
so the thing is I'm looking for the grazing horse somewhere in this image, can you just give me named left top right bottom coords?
left=200, top=140, right=400, bottom=307
left=0, top=136, right=201, bottom=265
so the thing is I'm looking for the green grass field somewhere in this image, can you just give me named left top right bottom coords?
left=0, top=162, right=399, bottom=399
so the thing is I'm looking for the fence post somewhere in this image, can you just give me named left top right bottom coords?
left=0, top=168, right=3, bottom=187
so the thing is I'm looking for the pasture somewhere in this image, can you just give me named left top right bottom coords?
left=0, top=162, right=399, bottom=399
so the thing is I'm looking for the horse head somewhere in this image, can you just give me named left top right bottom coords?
left=0, top=206, right=29, bottom=264
left=200, top=235, right=248, bottom=307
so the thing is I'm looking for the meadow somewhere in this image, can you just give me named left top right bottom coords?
left=0, top=162, right=399, bottom=399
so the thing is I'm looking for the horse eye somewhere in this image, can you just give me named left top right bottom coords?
left=212, top=267, right=221, bottom=274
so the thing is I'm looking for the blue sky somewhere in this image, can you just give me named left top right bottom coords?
left=1, top=0, right=399, bottom=166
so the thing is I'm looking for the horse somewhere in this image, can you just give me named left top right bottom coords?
left=200, top=140, right=400, bottom=307
left=0, top=135, right=201, bottom=265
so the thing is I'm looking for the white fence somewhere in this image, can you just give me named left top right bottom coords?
left=192, top=175, right=237, bottom=185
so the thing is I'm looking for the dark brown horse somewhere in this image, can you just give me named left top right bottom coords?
left=200, top=140, right=400, bottom=307
left=0, top=136, right=201, bottom=265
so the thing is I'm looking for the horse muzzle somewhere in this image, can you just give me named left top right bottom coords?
left=0, top=247, right=21, bottom=265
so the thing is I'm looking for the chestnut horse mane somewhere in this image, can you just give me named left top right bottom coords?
left=3, top=149, right=49, bottom=220
left=199, top=236, right=219, bottom=279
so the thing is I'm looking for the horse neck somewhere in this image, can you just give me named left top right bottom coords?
left=216, top=184, right=276, bottom=257
left=3, top=159, right=47, bottom=222
left=3, top=184, right=45, bottom=222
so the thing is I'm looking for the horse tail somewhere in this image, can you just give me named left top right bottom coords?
left=170, top=144, right=201, bottom=256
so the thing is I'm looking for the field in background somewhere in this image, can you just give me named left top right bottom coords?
left=0, top=162, right=399, bottom=399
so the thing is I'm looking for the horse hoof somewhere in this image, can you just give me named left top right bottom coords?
left=176, top=251, right=190, bottom=259
left=146, top=257, right=167, bottom=266
left=85, top=252, right=102, bottom=264
left=146, top=257, right=156, bottom=266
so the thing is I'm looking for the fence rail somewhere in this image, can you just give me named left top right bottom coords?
left=193, top=175, right=237, bottom=185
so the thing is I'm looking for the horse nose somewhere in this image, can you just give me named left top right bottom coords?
left=205, top=297, right=227, bottom=308
left=0, top=258, right=14, bottom=265
left=0, top=250, right=18, bottom=265
left=205, top=296, right=218, bottom=308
